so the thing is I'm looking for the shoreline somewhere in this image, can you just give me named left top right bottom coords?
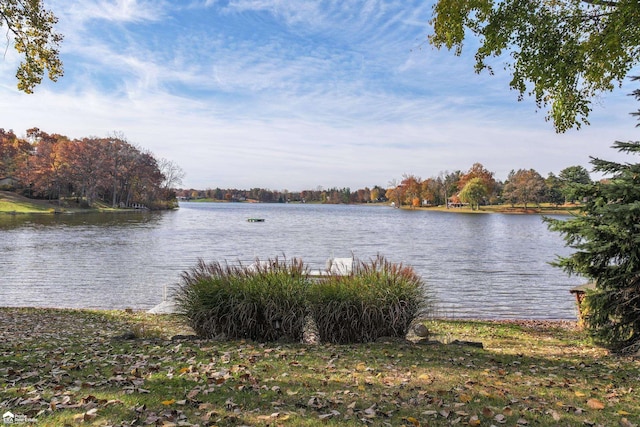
left=0, top=306, right=579, bottom=323
left=401, top=205, right=579, bottom=215
left=3, top=190, right=578, bottom=216
left=0, top=190, right=175, bottom=215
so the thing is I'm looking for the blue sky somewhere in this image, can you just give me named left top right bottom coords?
left=1, top=0, right=638, bottom=190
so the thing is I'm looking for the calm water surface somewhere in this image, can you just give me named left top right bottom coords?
left=0, top=202, right=583, bottom=319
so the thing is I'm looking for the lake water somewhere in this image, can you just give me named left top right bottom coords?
left=0, top=202, right=584, bottom=319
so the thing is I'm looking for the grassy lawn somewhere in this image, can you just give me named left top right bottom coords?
left=0, top=191, right=56, bottom=213
left=1, top=308, right=637, bottom=426
left=0, top=191, right=120, bottom=214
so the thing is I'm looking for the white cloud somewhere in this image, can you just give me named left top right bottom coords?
left=52, top=0, right=167, bottom=25
left=1, top=1, right=638, bottom=191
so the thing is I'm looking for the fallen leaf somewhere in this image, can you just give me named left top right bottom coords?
left=364, top=405, right=377, bottom=417
left=586, top=399, right=605, bottom=410
left=318, top=410, right=340, bottom=420
left=459, top=393, right=472, bottom=403
left=81, top=408, right=99, bottom=422
left=186, top=388, right=199, bottom=400
left=468, top=415, right=481, bottom=426
left=404, top=416, right=420, bottom=426
left=161, top=399, right=175, bottom=406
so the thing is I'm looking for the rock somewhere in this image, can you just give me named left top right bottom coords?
left=302, top=314, right=320, bottom=345
left=412, top=323, right=430, bottom=338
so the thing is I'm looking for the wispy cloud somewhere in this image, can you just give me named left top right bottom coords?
left=53, top=0, right=168, bottom=24
left=1, top=1, right=637, bottom=190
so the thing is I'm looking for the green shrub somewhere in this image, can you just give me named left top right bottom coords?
left=308, top=255, right=431, bottom=343
left=174, top=257, right=309, bottom=342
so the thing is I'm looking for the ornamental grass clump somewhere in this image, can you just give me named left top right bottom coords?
left=309, top=255, right=431, bottom=344
left=174, top=257, right=308, bottom=342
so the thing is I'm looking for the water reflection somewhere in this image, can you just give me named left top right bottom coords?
left=0, top=211, right=164, bottom=229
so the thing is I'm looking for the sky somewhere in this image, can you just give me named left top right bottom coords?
left=1, top=0, right=639, bottom=191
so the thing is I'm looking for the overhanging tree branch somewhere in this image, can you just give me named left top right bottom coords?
left=0, top=0, right=63, bottom=93
left=429, top=0, right=640, bottom=132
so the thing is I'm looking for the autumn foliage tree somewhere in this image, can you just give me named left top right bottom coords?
left=400, top=174, right=422, bottom=208
left=3, top=129, right=178, bottom=209
left=502, top=169, right=546, bottom=209
left=420, top=178, right=439, bottom=206
left=458, top=163, right=496, bottom=199
left=0, top=129, right=31, bottom=183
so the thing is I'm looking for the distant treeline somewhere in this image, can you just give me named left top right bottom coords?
left=176, top=186, right=385, bottom=204
left=178, top=162, right=594, bottom=208
left=0, top=128, right=184, bottom=209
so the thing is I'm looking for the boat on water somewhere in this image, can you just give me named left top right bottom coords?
left=247, top=218, right=265, bottom=222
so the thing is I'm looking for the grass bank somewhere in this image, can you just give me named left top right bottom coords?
left=1, top=308, right=637, bottom=426
left=0, top=191, right=61, bottom=214
left=0, top=191, right=121, bottom=214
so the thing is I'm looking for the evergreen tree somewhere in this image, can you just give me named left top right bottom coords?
left=546, top=82, right=640, bottom=352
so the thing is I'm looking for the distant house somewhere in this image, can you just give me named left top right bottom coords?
left=448, top=194, right=464, bottom=208
left=0, top=176, right=18, bottom=188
